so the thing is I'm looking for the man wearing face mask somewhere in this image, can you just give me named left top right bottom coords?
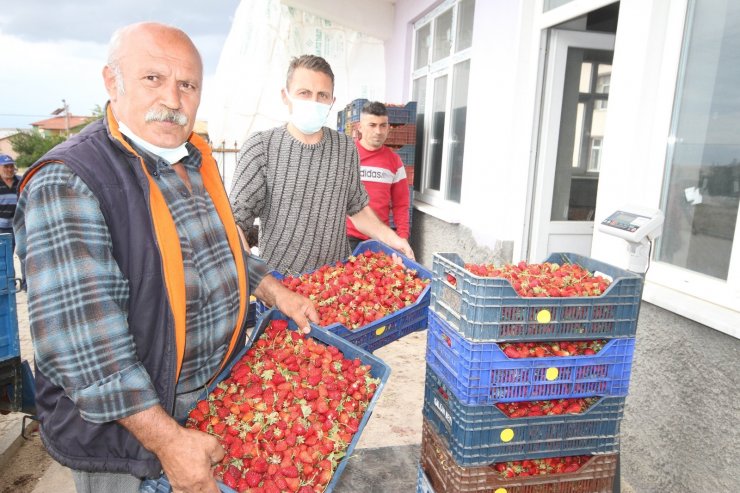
left=230, top=55, right=415, bottom=275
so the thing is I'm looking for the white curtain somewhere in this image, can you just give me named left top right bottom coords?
left=208, top=0, right=386, bottom=191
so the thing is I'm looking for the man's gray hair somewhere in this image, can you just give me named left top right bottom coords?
left=107, top=27, right=126, bottom=95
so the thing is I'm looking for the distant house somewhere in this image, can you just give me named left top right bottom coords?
left=0, top=129, right=23, bottom=159
left=30, top=115, right=92, bottom=137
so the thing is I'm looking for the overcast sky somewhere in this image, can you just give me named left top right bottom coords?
left=0, top=0, right=240, bottom=129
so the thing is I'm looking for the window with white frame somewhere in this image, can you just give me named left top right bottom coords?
left=411, top=0, right=474, bottom=205
left=656, top=0, right=740, bottom=281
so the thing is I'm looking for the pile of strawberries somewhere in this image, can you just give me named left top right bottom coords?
left=494, top=455, right=592, bottom=478
left=186, top=319, right=380, bottom=492
left=495, top=397, right=598, bottom=418
left=498, top=340, right=607, bottom=358
left=447, top=261, right=611, bottom=298
left=281, top=250, right=429, bottom=329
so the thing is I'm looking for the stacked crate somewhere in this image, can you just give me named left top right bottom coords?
left=338, top=99, right=417, bottom=231
left=418, top=251, right=644, bottom=492
left=0, top=233, right=21, bottom=412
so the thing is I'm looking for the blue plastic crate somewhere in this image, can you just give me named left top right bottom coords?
left=431, top=252, right=644, bottom=342
left=140, top=309, right=391, bottom=493
left=386, top=102, right=417, bottom=125
left=417, top=465, right=436, bottom=493
left=392, top=144, right=416, bottom=166
left=337, top=108, right=346, bottom=133
left=426, top=311, right=635, bottom=405
left=421, top=418, right=619, bottom=493
left=346, top=98, right=368, bottom=122
left=258, top=240, right=431, bottom=352
left=0, top=234, right=19, bottom=363
left=422, top=365, right=623, bottom=465
left=245, top=299, right=257, bottom=328
left=347, top=99, right=418, bottom=125
left=0, top=234, right=12, bottom=282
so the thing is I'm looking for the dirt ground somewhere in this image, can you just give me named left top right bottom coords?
left=0, top=425, right=51, bottom=493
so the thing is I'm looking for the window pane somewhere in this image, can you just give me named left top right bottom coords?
left=412, top=77, right=427, bottom=191
left=427, top=75, right=448, bottom=191
left=456, top=0, right=476, bottom=52
left=415, top=23, right=431, bottom=70
left=446, top=60, right=471, bottom=202
left=551, top=49, right=611, bottom=221
left=657, top=0, right=740, bottom=280
left=433, top=8, right=453, bottom=62
left=544, top=0, right=575, bottom=12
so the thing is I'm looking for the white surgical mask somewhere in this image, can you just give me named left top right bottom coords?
left=118, top=121, right=189, bottom=164
left=285, top=89, right=332, bottom=135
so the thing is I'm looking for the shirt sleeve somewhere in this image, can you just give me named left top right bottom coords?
left=346, top=145, right=370, bottom=217
left=390, top=154, right=410, bottom=238
left=230, top=133, right=267, bottom=231
left=245, top=251, right=269, bottom=290
left=18, top=164, right=160, bottom=424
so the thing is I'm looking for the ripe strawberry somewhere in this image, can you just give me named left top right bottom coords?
left=196, top=400, right=210, bottom=415
left=250, top=456, right=268, bottom=473
left=243, top=470, right=261, bottom=487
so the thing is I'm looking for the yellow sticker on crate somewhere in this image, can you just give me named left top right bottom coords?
left=494, top=488, right=507, bottom=493
left=536, top=309, right=551, bottom=324
left=546, top=367, right=559, bottom=380
left=375, top=326, right=386, bottom=336
left=500, top=428, right=514, bottom=442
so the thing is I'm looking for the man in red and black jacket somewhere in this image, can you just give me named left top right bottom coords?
left=346, top=101, right=410, bottom=251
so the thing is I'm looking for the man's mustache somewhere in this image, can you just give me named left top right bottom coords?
left=145, top=107, right=188, bottom=126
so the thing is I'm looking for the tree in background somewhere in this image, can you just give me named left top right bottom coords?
left=9, top=132, right=66, bottom=169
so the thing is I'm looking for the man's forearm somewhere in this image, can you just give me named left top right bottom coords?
left=253, top=274, right=283, bottom=307
left=118, top=404, right=181, bottom=456
left=349, top=206, right=395, bottom=243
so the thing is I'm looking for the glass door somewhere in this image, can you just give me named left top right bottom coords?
left=530, top=29, right=615, bottom=260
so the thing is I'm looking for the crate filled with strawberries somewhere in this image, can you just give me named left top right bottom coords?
left=432, top=252, right=644, bottom=341
left=422, top=365, right=624, bottom=465
left=141, top=309, right=391, bottom=493
left=421, top=418, right=618, bottom=493
left=426, top=310, right=635, bottom=405
left=263, top=240, right=432, bottom=352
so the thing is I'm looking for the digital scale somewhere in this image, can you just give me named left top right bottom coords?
left=598, top=205, right=665, bottom=273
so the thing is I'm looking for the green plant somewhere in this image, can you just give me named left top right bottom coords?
left=9, top=131, right=66, bottom=169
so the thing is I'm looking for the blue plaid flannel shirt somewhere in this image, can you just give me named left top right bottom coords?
left=14, top=143, right=267, bottom=423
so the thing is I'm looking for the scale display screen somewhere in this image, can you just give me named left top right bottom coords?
left=602, top=211, right=650, bottom=232
left=598, top=206, right=664, bottom=243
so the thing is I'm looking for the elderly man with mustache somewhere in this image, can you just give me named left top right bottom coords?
left=13, top=22, right=318, bottom=493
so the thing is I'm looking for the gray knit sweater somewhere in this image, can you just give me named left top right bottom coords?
left=230, top=125, right=369, bottom=274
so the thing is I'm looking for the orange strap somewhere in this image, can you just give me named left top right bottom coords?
left=190, top=133, right=249, bottom=382
left=106, top=108, right=189, bottom=381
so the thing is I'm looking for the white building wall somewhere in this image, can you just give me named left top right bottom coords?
left=389, top=0, right=537, bottom=259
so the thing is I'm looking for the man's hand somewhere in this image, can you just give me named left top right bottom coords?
left=387, top=236, right=415, bottom=261
left=159, top=427, right=224, bottom=493
left=349, top=206, right=416, bottom=260
left=119, top=406, right=223, bottom=493
left=254, top=275, right=319, bottom=333
left=273, top=285, right=319, bottom=334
